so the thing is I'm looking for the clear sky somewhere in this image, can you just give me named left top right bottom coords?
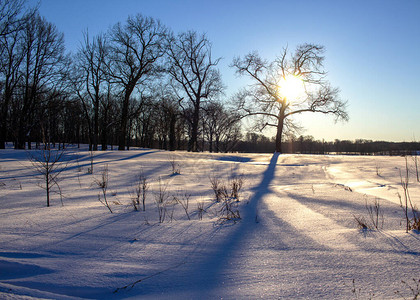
left=29, top=0, right=420, bottom=142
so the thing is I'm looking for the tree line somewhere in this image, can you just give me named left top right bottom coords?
left=0, top=0, right=243, bottom=152
left=235, top=133, right=420, bottom=155
left=1, top=1, right=354, bottom=154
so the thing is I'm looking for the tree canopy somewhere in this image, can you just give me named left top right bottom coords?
left=231, top=44, right=348, bottom=153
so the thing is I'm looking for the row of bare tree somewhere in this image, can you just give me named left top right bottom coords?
left=0, top=1, right=242, bottom=152
left=235, top=133, right=420, bottom=155
left=1, top=1, right=349, bottom=153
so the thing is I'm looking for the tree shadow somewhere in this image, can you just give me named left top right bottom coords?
left=197, top=152, right=279, bottom=277
left=128, top=153, right=281, bottom=298
left=63, top=150, right=158, bottom=173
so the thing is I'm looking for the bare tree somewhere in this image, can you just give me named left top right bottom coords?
left=152, top=86, right=180, bottom=150
left=15, top=13, right=68, bottom=149
left=0, top=0, right=27, bottom=39
left=166, top=31, right=224, bottom=152
left=0, top=18, right=24, bottom=149
left=106, top=14, right=167, bottom=150
left=95, top=164, right=112, bottom=213
left=28, top=130, right=68, bottom=207
left=73, top=32, right=109, bottom=151
left=231, top=43, right=348, bottom=153
left=0, top=0, right=33, bottom=149
left=203, top=101, right=241, bottom=152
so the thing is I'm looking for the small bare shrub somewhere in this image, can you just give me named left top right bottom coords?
left=400, top=157, right=420, bottom=232
left=395, top=278, right=420, bottom=300
left=219, top=196, right=241, bottom=222
left=210, top=174, right=224, bottom=202
left=154, top=177, right=170, bottom=223
left=350, top=279, right=375, bottom=299
left=335, top=183, right=353, bottom=192
left=349, top=277, right=420, bottom=300
left=131, top=171, right=148, bottom=211
left=88, top=148, right=94, bottom=174
left=354, top=215, right=371, bottom=230
left=230, top=175, right=243, bottom=201
left=210, top=173, right=244, bottom=223
left=197, top=201, right=205, bottom=220
left=365, top=197, right=383, bottom=229
left=168, top=154, right=181, bottom=175
left=96, top=164, right=112, bottom=213
left=174, top=191, right=191, bottom=220
left=411, top=215, right=420, bottom=231
left=210, top=173, right=243, bottom=203
left=375, top=164, right=381, bottom=176
left=131, top=198, right=139, bottom=211
left=28, top=143, right=68, bottom=207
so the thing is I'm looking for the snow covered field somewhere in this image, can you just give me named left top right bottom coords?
left=1, top=146, right=419, bottom=299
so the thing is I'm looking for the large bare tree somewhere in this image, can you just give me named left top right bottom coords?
left=0, top=0, right=32, bottom=148
left=73, top=32, right=109, bottom=151
left=0, top=0, right=27, bottom=39
left=107, top=14, right=167, bottom=150
left=166, top=31, right=224, bottom=152
left=231, top=43, right=348, bottom=153
left=15, top=13, right=68, bottom=149
left=0, top=16, right=24, bottom=149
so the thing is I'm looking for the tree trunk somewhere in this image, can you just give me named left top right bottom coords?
left=118, top=94, right=129, bottom=150
left=275, top=107, right=286, bottom=153
left=189, top=102, right=200, bottom=152
left=209, top=131, right=213, bottom=153
left=46, top=176, right=50, bottom=207
left=126, top=119, right=132, bottom=150
left=101, top=105, right=109, bottom=150
left=169, top=115, right=176, bottom=151
left=0, top=86, right=12, bottom=149
left=215, top=135, right=220, bottom=153
left=101, top=126, right=108, bottom=151
left=93, top=102, right=99, bottom=151
left=16, top=96, right=30, bottom=150
left=0, top=123, right=6, bottom=149
left=16, top=119, right=27, bottom=149
left=45, top=158, right=50, bottom=207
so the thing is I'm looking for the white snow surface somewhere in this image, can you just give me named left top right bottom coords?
left=0, top=146, right=419, bottom=299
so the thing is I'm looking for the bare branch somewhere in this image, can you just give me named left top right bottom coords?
left=231, top=43, right=348, bottom=152
left=166, top=30, right=223, bottom=152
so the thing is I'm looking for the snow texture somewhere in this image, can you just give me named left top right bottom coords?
left=0, top=146, right=419, bottom=299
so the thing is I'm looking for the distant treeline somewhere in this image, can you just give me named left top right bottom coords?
left=233, top=133, right=420, bottom=155
left=6, top=132, right=418, bottom=156
left=4, top=132, right=420, bottom=156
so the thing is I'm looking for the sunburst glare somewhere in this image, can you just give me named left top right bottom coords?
left=277, top=74, right=305, bottom=102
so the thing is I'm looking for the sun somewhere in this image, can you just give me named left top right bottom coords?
left=277, top=74, right=305, bottom=102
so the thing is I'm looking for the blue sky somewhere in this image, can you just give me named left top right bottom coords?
left=30, top=0, right=420, bottom=142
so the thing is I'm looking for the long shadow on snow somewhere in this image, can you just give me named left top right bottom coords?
left=185, top=153, right=281, bottom=292
left=117, top=153, right=280, bottom=298
left=64, top=150, right=159, bottom=173
left=214, top=155, right=252, bottom=163
left=0, top=150, right=158, bottom=182
left=116, top=154, right=352, bottom=298
left=0, top=260, right=53, bottom=280
left=170, top=152, right=335, bottom=297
